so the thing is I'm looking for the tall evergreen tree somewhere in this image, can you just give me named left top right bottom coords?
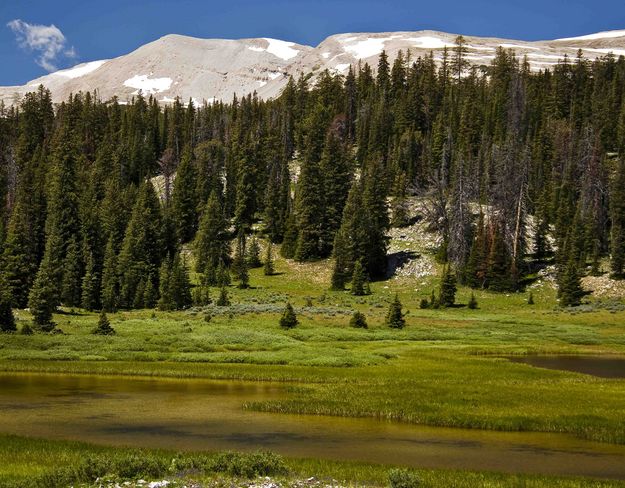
left=0, top=274, right=16, bottom=332
left=117, top=182, right=164, bottom=308
left=171, top=149, right=198, bottom=243
left=195, top=191, right=230, bottom=285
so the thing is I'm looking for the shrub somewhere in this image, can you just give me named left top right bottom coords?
left=208, top=451, right=288, bottom=478
left=388, top=468, right=421, bottom=488
left=385, top=294, right=405, bottom=329
left=349, top=311, right=368, bottom=328
left=92, top=310, right=115, bottom=335
left=279, top=302, right=298, bottom=329
left=419, top=298, right=429, bottom=309
left=217, top=287, right=231, bottom=306
left=20, top=323, right=34, bottom=335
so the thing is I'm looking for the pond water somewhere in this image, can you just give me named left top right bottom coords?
left=1, top=373, right=625, bottom=479
left=506, top=355, right=625, bottom=378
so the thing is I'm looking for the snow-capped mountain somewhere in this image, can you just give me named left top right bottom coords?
left=2, top=29, right=625, bottom=106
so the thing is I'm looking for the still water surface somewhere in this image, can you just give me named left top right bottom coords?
left=506, top=355, right=625, bottom=378
left=1, top=373, right=625, bottom=479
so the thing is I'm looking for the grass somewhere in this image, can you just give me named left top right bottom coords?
left=1, top=434, right=624, bottom=487
left=1, top=246, right=625, bottom=482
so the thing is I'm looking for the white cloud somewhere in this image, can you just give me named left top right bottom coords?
left=7, top=19, right=77, bottom=72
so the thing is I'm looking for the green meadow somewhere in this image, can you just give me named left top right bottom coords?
left=1, top=249, right=625, bottom=486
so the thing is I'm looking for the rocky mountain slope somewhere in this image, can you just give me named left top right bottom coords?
left=2, top=29, right=624, bottom=106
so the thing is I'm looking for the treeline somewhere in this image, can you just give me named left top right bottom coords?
left=1, top=39, right=625, bottom=327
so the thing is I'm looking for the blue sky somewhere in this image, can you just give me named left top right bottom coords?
left=1, top=0, right=624, bottom=85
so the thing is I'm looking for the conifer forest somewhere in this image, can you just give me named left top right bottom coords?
left=2, top=39, right=625, bottom=487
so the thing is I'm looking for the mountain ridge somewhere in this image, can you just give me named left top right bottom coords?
left=2, top=28, right=624, bottom=106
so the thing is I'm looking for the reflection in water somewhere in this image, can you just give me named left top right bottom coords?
left=506, top=355, right=625, bottom=378
left=1, top=373, right=625, bottom=479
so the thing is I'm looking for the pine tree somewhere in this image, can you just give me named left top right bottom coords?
left=610, top=158, right=625, bottom=278
left=349, top=311, right=368, bottom=329
left=247, top=236, right=262, bottom=268
left=263, top=158, right=290, bottom=243
left=93, top=310, right=115, bottom=335
left=28, top=261, right=57, bottom=329
left=362, top=159, right=390, bottom=278
left=486, top=224, right=513, bottom=291
left=0, top=274, right=16, bottom=332
left=81, top=251, right=100, bottom=311
left=195, top=191, right=230, bottom=285
left=280, top=302, right=298, bottom=329
left=319, top=131, right=352, bottom=254
left=100, top=237, right=119, bottom=312
left=439, top=266, right=457, bottom=307
left=170, top=253, right=192, bottom=309
left=559, top=258, right=585, bottom=307
left=158, top=256, right=173, bottom=311
left=351, top=260, right=367, bottom=296
left=117, top=182, right=164, bottom=308
left=216, top=286, right=230, bottom=306
left=280, top=213, right=298, bottom=259
left=330, top=180, right=368, bottom=290
left=60, top=236, right=83, bottom=308
left=171, top=149, right=199, bottom=243
left=264, top=243, right=275, bottom=276
left=232, top=232, right=250, bottom=289
left=143, top=274, right=158, bottom=309
left=385, top=294, right=405, bottom=329
left=1, top=200, right=39, bottom=308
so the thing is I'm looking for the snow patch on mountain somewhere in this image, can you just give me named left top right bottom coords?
left=555, top=29, right=625, bottom=41
left=499, top=43, right=539, bottom=50
left=342, top=37, right=393, bottom=58
left=407, top=36, right=455, bottom=49
left=123, top=75, right=173, bottom=95
left=52, top=60, right=108, bottom=79
left=584, top=47, right=625, bottom=57
left=249, top=38, right=300, bottom=60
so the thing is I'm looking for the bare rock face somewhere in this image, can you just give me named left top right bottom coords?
left=2, top=29, right=624, bottom=105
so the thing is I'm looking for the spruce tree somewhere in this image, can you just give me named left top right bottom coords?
left=81, top=251, right=100, bottom=311
left=117, top=182, right=164, bottom=308
left=170, top=253, right=192, bottom=309
left=60, top=236, right=83, bottom=308
left=486, top=224, right=513, bottom=292
left=171, top=150, right=198, bottom=243
left=610, top=158, right=625, bottom=278
left=349, top=311, right=368, bottom=329
left=1, top=200, right=39, bottom=308
left=351, top=260, right=367, bottom=296
left=468, top=292, right=478, bottom=310
left=28, top=261, right=57, bottom=329
left=0, top=274, right=16, bottom=332
left=280, top=302, right=298, bottom=329
left=93, top=310, right=115, bottom=335
left=280, top=213, right=298, bottom=259
left=216, top=286, right=230, bottom=306
left=143, top=274, right=159, bottom=309
left=385, top=294, right=405, bottom=329
left=559, top=258, right=585, bottom=307
left=247, top=236, right=262, bottom=268
left=195, top=191, right=230, bottom=285
left=158, top=256, right=173, bottom=311
left=439, top=266, right=457, bottom=307
left=264, top=243, right=275, bottom=276
left=232, top=232, right=250, bottom=289
left=100, top=237, right=119, bottom=313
